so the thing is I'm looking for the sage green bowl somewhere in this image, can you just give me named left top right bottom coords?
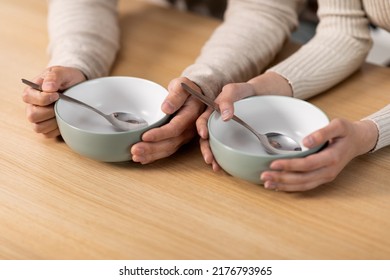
left=55, top=76, right=169, bottom=162
left=208, top=96, right=329, bottom=184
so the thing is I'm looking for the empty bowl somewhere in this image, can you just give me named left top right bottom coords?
left=55, top=76, right=169, bottom=162
left=208, top=95, right=329, bottom=184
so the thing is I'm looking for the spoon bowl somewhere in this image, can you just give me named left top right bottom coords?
left=181, top=83, right=301, bottom=154
left=22, top=79, right=148, bottom=131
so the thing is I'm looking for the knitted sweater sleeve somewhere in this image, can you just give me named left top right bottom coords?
left=268, top=0, right=372, bottom=100
left=361, top=0, right=390, bottom=152
left=269, top=0, right=390, bottom=152
left=363, top=105, right=390, bottom=151
left=182, top=0, right=305, bottom=98
left=47, top=0, right=120, bottom=79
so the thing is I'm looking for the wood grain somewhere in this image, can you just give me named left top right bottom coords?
left=1, top=0, right=389, bottom=260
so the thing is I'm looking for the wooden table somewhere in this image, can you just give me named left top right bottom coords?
left=1, top=0, right=390, bottom=260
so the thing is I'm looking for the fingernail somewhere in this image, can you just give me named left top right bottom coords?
left=303, top=135, right=314, bottom=148
left=221, top=109, right=230, bottom=121
left=270, top=162, right=282, bottom=170
left=204, top=154, right=211, bottom=164
left=42, top=81, right=56, bottom=91
left=134, top=147, right=145, bottom=155
left=132, top=156, right=145, bottom=163
left=162, top=101, right=174, bottom=114
left=199, top=127, right=207, bottom=138
left=260, top=174, right=272, bottom=181
left=264, top=181, right=277, bottom=190
left=130, top=145, right=145, bottom=158
left=49, top=92, right=59, bottom=103
left=141, top=130, right=155, bottom=141
left=212, top=162, right=219, bottom=172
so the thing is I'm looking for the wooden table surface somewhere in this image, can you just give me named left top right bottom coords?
left=1, top=0, right=390, bottom=260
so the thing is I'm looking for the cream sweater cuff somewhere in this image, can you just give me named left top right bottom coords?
left=362, top=104, right=390, bottom=152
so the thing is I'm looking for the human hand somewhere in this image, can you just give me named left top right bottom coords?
left=197, top=72, right=293, bottom=170
left=22, top=66, right=86, bottom=138
left=197, top=82, right=256, bottom=171
left=260, top=118, right=379, bottom=192
left=130, top=77, right=205, bottom=164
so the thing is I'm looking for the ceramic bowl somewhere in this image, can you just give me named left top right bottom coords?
left=55, top=76, right=169, bottom=162
left=208, top=95, right=329, bottom=184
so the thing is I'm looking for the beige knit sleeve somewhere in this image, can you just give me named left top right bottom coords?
left=269, top=0, right=390, bottom=152
left=268, top=0, right=372, bottom=100
left=182, top=0, right=305, bottom=98
left=361, top=0, right=390, bottom=152
left=47, top=0, right=120, bottom=79
left=362, top=105, right=390, bottom=152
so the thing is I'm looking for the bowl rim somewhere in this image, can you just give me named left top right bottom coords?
left=54, top=76, right=169, bottom=135
left=207, top=95, right=329, bottom=159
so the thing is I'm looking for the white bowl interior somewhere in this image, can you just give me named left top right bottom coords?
left=56, top=77, right=168, bottom=133
left=209, top=96, right=329, bottom=156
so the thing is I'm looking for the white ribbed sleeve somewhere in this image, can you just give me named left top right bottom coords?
left=268, top=0, right=372, bottom=100
left=268, top=0, right=390, bottom=152
left=363, top=105, right=390, bottom=151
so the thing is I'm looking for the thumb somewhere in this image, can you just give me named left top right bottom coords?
left=218, top=103, right=234, bottom=121
left=41, top=66, right=86, bottom=92
left=303, top=119, right=347, bottom=148
left=41, top=67, right=63, bottom=92
left=215, top=83, right=254, bottom=121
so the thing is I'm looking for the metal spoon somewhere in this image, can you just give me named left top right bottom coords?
left=181, top=83, right=302, bottom=155
left=22, top=79, right=148, bottom=131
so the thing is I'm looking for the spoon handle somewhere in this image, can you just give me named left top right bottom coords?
left=181, top=83, right=281, bottom=154
left=182, top=83, right=267, bottom=137
left=22, top=78, right=62, bottom=92
left=57, top=94, right=111, bottom=119
left=229, top=114, right=269, bottom=143
left=21, top=79, right=110, bottom=120
left=181, top=83, right=220, bottom=112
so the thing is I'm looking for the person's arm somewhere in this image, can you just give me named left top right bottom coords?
left=23, top=0, right=120, bottom=138
left=143, top=0, right=304, bottom=165
left=362, top=105, right=390, bottom=152
left=256, top=0, right=390, bottom=191
left=267, top=0, right=372, bottom=100
left=47, top=0, right=120, bottom=79
left=182, top=0, right=305, bottom=98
